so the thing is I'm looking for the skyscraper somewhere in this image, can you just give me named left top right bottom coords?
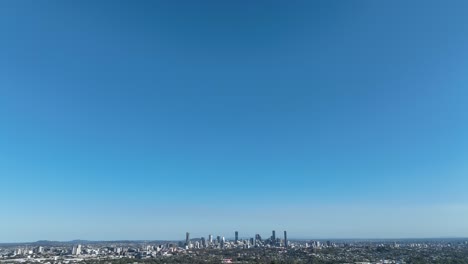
left=185, top=232, right=190, bottom=246
left=255, top=234, right=262, bottom=242
left=201, top=237, right=206, bottom=248
left=208, top=234, right=213, bottom=244
left=272, top=230, right=276, bottom=241
left=235, top=231, right=239, bottom=243
left=72, top=245, right=81, bottom=255
left=284, top=231, right=288, bottom=248
left=36, top=246, right=44, bottom=254
left=255, top=234, right=262, bottom=246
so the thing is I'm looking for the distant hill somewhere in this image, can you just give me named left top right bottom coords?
left=0, top=239, right=179, bottom=246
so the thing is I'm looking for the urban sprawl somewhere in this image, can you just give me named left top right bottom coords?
left=1, top=231, right=468, bottom=264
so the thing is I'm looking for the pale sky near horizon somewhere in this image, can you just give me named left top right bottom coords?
left=1, top=0, right=468, bottom=242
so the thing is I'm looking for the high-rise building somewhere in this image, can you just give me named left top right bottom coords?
left=284, top=231, right=288, bottom=248
left=201, top=237, right=206, bottom=248
left=208, top=234, right=213, bottom=244
left=235, top=231, right=239, bottom=243
left=255, top=234, right=262, bottom=242
left=185, top=232, right=190, bottom=246
left=72, top=245, right=82, bottom=255
left=272, top=230, right=276, bottom=241
left=217, top=236, right=221, bottom=245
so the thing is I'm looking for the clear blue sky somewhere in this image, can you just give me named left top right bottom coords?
left=1, top=0, right=468, bottom=242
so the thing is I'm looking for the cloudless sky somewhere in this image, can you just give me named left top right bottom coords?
left=1, top=0, right=468, bottom=242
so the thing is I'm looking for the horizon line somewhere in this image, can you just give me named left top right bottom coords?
left=2, top=237, right=468, bottom=244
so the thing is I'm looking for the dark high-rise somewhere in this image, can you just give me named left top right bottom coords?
left=272, top=230, right=276, bottom=241
left=235, top=231, right=239, bottom=243
left=201, top=237, right=206, bottom=248
left=185, top=232, right=190, bottom=246
left=255, top=234, right=262, bottom=242
left=284, top=231, right=288, bottom=248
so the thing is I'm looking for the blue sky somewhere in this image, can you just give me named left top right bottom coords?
left=1, top=0, right=468, bottom=242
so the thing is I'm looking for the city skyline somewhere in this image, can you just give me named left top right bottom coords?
left=3, top=223, right=468, bottom=244
left=2, top=0, right=468, bottom=242
left=3, top=235, right=466, bottom=263
left=3, top=231, right=468, bottom=245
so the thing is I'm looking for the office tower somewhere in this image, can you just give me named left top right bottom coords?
left=72, top=245, right=81, bottom=255
left=284, top=231, right=288, bottom=248
left=185, top=232, right=190, bottom=246
left=221, top=237, right=225, bottom=248
left=201, top=237, right=206, bottom=248
left=208, top=234, right=213, bottom=244
left=272, top=230, right=276, bottom=241
left=37, top=246, right=44, bottom=254
left=250, top=238, right=254, bottom=246
left=255, top=234, right=262, bottom=242
left=235, top=231, right=239, bottom=243
left=217, top=236, right=221, bottom=245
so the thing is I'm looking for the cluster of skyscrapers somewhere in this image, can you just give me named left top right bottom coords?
left=183, top=230, right=288, bottom=249
left=71, top=245, right=81, bottom=255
